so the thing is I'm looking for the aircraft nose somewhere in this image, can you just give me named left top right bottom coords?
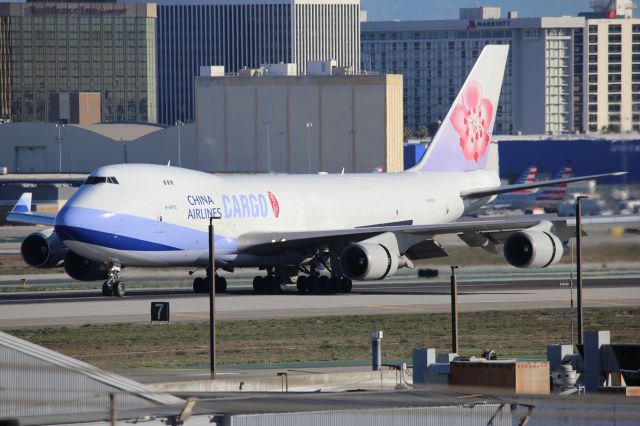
left=54, top=204, right=113, bottom=245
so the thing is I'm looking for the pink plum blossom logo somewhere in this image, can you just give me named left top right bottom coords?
left=450, top=81, right=493, bottom=162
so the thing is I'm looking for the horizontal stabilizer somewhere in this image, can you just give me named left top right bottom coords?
left=461, top=172, right=626, bottom=199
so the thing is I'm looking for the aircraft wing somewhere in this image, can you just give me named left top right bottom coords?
left=238, top=214, right=640, bottom=257
left=5, top=192, right=56, bottom=226
left=461, top=172, right=626, bottom=199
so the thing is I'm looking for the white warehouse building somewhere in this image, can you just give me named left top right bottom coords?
left=194, top=65, right=404, bottom=174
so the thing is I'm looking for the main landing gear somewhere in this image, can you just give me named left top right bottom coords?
left=251, top=271, right=353, bottom=294
left=193, top=270, right=227, bottom=294
left=102, top=263, right=125, bottom=297
left=296, top=275, right=352, bottom=294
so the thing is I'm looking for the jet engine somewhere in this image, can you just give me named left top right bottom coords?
left=340, top=232, right=407, bottom=280
left=20, top=229, right=67, bottom=268
left=503, top=224, right=566, bottom=268
left=63, top=251, right=109, bottom=281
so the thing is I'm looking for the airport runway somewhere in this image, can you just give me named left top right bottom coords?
left=0, top=274, right=638, bottom=328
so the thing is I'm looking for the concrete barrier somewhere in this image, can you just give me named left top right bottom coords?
left=150, top=370, right=404, bottom=393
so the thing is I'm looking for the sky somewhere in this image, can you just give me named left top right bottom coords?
left=360, top=0, right=624, bottom=21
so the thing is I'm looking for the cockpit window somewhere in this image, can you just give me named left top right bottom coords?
left=84, top=176, right=119, bottom=185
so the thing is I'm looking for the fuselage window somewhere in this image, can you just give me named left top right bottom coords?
left=84, top=176, right=119, bottom=185
left=84, top=176, right=107, bottom=185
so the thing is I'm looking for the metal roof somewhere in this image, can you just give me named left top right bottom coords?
left=0, top=330, right=183, bottom=418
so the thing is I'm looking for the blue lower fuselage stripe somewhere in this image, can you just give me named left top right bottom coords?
left=56, top=225, right=181, bottom=251
left=54, top=206, right=238, bottom=252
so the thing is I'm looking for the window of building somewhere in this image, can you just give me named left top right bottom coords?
left=609, top=83, right=621, bottom=92
left=589, top=34, right=598, bottom=43
left=589, top=64, right=597, bottom=73
left=608, top=54, right=621, bottom=63
left=609, top=104, right=621, bottom=112
left=609, top=64, right=621, bottom=73
left=589, top=75, right=598, bottom=83
left=589, top=25, right=598, bottom=33
left=589, top=54, right=598, bottom=63
left=609, top=24, right=621, bottom=33
left=609, top=74, right=621, bottom=82
left=609, top=44, right=622, bottom=53
left=589, top=94, right=598, bottom=103
left=609, top=34, right=622, bottom=44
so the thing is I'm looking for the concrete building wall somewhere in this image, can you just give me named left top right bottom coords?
left=195, top=74, right=403, bottom=174
left=515, top=32, right=547, bottom=134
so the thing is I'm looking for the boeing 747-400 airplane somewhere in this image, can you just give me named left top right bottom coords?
left=7, top=45, right=636, bottom=297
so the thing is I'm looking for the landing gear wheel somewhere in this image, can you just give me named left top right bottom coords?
left=253, top=276, right=265, bottom=293
left=265, top=276, right=282, bottom=293
left=308, top=276, right=320, bottom=293
left=101, top=281, right=113, bottom=296
left=215, top=276, right=227, bottom=293
left=193, top=277, right=207, bottom=293
left=318, top=276, right=331, bottom=293
left=339, top=277, right=353, bottom=293
left=328, top=277, right=340, bottom=293
left=113, top=280, right=126, bottom=297
left=296, top=276, right=308, bottom=292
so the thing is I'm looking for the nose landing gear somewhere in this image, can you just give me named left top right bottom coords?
left=102, top=263, right=125, bottom=297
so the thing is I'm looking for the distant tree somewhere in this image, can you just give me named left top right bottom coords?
left=415, top=125, right=429, bottom=140
left=403, top=127, right=413, bottom=141
left=427, top=120, right=442, bottom=138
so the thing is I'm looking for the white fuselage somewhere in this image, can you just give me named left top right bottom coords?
left=54, top=164, right=500, bottom=268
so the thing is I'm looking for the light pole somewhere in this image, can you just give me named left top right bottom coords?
left=450, top=265, right=459, bottom=354
left=208, top=215, right=221, bottom=379
left=55, top=122, right=64, bottom=173
left=175, top=120, right=184, bottom=167
left=305, top=122, right=313, bottom=173
left=576, top=195, right=588, bottom=345
left=262, top=120, right=271, bottom=172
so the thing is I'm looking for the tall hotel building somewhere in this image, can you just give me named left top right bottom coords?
left=155, top=0, right=361, bottom=125
left=362, top=4, right=640, bottom=135
left=0, top=1, right=157, bottom=123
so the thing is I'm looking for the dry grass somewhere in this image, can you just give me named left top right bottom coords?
left=7, top=307, right=639, bottom=370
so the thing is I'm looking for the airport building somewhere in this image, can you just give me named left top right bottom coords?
left=0, top=0, right=158, bottom=123
left=152, top=0, right=361, bottom=126
left=361, top=4, right=640, bottom=135
left=195, top=65, right=403, bottom=174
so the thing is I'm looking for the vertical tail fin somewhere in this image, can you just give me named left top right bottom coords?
left=535, top=164, right=574, bottom=203
left=11, top=192, right=32, bottom=213
left=515, top=165, right=538, bottom=194
left=409, top=45, right=509, bottom=173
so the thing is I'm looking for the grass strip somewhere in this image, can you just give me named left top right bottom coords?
left=6, top=307, right=639, bottom=370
